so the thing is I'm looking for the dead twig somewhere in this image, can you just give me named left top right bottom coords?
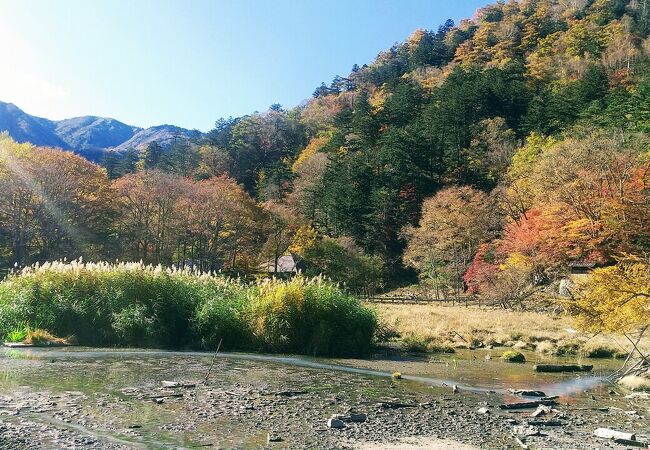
left=203, top=338, right=223, bottom=384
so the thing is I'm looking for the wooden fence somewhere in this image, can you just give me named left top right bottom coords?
left=358, top=295, right=478, bottom=305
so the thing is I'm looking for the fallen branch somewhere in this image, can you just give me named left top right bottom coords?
left=534, top=364, right=593, bottom=373
left=203, top=338, right=223, bottom=384
left=499, top=399, right=558, bottom=410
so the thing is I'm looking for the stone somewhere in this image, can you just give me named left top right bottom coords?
left=161, top=381, right=180, bottom=388
left=327, top=418, right=345, bottom=429
left=350, top=413, right=367, bottom=423
left=267, top=433, right=283, bottom=443
left=477, top=407, right=489, bottom=414
left=513, top=425, right=542, bottom=437
left=558, top=277, right=574, bottom=298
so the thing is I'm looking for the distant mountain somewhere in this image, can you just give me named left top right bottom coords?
left=0, top=101, right=200, bottom=161
left=0, top=102, right=69, bottom=149
left=112, top=125, right=202, bottom=152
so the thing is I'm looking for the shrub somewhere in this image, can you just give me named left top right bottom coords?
left=24, top=329, right=66, bottom=346
left=427, top=342, right=455, bottom=354
left=555, top=340, right=580, bottom=356
left=4, top=324, right=30, bottom=343
left=535, top=341, right=556, bottom=355
left=193, top=282, right=250, bottom=350
left=373, top=322, right=400, bottom=343
left=0, top=261, right=377, bottom=356
left=246, top=276, right=378, bottom=356
left=581, top=342, right=622, bottom=359
left=402, top=334, right=430, bottom=353
left=501, top=350, right=526, bottom=363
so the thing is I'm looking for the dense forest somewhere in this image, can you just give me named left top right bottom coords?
left=1, top=0, right=649, bottom=299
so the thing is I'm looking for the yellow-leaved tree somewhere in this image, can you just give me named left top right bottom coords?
left=567, top=255, right=649, bottom=379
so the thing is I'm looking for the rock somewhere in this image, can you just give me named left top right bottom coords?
left=452, top=385, right=459, bottom=394
left=594, top=427, right=636, bottom=440
left=267, top=433, right=283, bottom=443
left=513, top=425, right=542, bottom=437
left=501, top=351, right=526, bottom=363
left=558, top=277, right=574, bottom=297
left=477, top=407, right=490, bottom=414
left=153, top=398, right=165, bottom=404
left=327, top=418, right=345, bottom=429
left=349, top=413, right=367, bottom=423
left=485, top=354, right=491, bottom=360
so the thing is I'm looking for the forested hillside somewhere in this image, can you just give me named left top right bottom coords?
left=1, top=0, right=649, bottom=298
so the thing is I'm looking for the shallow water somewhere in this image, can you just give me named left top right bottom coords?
left=0, top=346, right=613, bottom=396
left=0, top=347, right=631, bottom=449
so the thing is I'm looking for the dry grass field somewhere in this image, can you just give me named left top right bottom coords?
left=374, top=303, right=649, bottom=357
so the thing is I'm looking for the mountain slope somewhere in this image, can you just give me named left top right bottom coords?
left=112, top=125, right=201, bottom=152
left=0, top=102, right=69, bottom=149
left=54, top=116, right=139, bottom=152
left=0, top=101, right=198, bottom=161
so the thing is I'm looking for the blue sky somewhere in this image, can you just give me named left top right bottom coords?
left=0, top=0, right=489, bottom=131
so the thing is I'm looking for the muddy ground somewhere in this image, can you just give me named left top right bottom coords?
left=0, top=348, right=648, bottom=449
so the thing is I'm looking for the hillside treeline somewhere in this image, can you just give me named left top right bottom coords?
left=1, top=0, right=649, bottom=297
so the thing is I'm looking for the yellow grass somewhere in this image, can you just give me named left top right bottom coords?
left=374, top=303, right=648, bottom=356
left=618, top=375, right=650, bottom=391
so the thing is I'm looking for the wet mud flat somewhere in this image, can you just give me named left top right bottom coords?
left=0, top=348, right=648, bottom=449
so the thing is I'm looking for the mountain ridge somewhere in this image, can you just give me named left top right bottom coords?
left=0, top=100, right=199, bottom=161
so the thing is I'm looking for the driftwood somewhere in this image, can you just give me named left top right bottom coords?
left=527, top=420, right=565, bottom=426
left=499, top=399, right=558, bottom=410
left=534, top=364, right=593, bottom=373
left=613, top=438, right=649, bottom=448
left=203, top=338, right=223, bottom=384
left=609, top=327, right=649, bottom=381
left=614, top=438, right=648, bottom=448
left=513, top=436, right=529, bottom=449
left=594, top=427, right=636, bottom=440
left=509, top=389, right=546, bottom=397
left=377, top=401, right=419, bottom=409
